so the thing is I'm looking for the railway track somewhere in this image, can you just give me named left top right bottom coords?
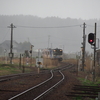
left=0, top=69, right=50, bottom=82
left=0, top=73, right=34, bottom=82
left=0, top=63, right=72, bottom=83
left=0, top=71, right=51, bottom=100
left=8, top=70, right=65, bottom=100
left=66, top=85, right=100, bottom=99
left=0, top=63, right=74, bottom=100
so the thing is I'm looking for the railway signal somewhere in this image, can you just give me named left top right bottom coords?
left=88, top=33, right=94, bottom=45
left=88, top=23, right=97, bottom=82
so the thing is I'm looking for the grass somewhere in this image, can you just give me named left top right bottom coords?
left=0, top=64, right=34, bottom=76
left=73, top=75, right=100, bottom=100
left=73, top=96, right=82, bottom=100
left=72, top=78, right=98, bottom=100
left=78, top=77, right=100, bottom=86
left=0, top=66, right=21, bottom=76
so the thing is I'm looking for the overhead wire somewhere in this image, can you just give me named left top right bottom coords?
left=0, top=29, right=10, bottom=43
left=0, top=26, right=8, bottom=28
left=0, top=24, right=100, bottom=28
left=87, top=24, right=100, bottom=27
left=16, top=24, right=81, bottom=28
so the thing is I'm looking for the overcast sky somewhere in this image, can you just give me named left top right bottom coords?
left=0, top=0, right=100, bottom=20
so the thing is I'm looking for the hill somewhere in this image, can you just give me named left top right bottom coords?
left=0, top=15, right=100, bottom=53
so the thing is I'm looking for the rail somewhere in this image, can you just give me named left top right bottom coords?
left=8, top=64, right=72, bottom=100
left=8, top=70, right=53, bottom=100
left=34, top=70, right=65, bottom=100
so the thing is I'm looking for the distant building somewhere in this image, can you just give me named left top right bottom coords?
left=0, top=40, right=32, bottom=56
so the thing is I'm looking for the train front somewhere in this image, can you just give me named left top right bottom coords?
left=53, top=48, right=63, bottom=61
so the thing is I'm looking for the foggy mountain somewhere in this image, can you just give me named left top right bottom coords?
left=0, top=15, right=100, bottom=53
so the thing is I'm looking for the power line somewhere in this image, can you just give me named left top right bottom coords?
left=0, top=26, right=8, bottom=28
left=86, top=25, right=94, bottom=27
left=0, top=29, right=10, bottom=43
left=16, top=24, right=81, bottom=28
left=87, top=24, right=100, bottom=27
left=1, top=24, right=100, bottom=28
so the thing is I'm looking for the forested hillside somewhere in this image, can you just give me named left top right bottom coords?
left=0, top=15, right=100, bottom=53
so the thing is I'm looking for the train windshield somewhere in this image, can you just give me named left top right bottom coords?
left=53, top=49, right=62, bottom=55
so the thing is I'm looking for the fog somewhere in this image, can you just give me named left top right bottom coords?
left=0, top=15, right=100, bottom=54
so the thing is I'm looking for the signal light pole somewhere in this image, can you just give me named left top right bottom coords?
left=93, top=23, right=97, bottom=82
left=88, top=23, right=97, bottom=82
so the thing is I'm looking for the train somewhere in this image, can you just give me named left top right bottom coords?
left=42, top=48, right=63, bottom=61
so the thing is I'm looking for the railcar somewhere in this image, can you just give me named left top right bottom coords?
left=42, top=48, right=63, bottom=61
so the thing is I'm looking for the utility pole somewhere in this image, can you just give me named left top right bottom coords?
left=51, top=43, right=52, bottom=49
left=38, top=49, right=40, bottom=74
left=82, top=22, right=86, bottom=71
left=19, top=54, right=21, bottom=69
left=30, top=45, right=34, bottom=67
left=63, top=45, right=64, bottom=53
left=8, top=23, right=16, bottom=64
left=38, top=49, right=40, bottom=62
left=93, top=23, right=97, bottom=82
left=22, top=54, right=25, bottom=73
left=48, top=35, right=50, bottom=48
